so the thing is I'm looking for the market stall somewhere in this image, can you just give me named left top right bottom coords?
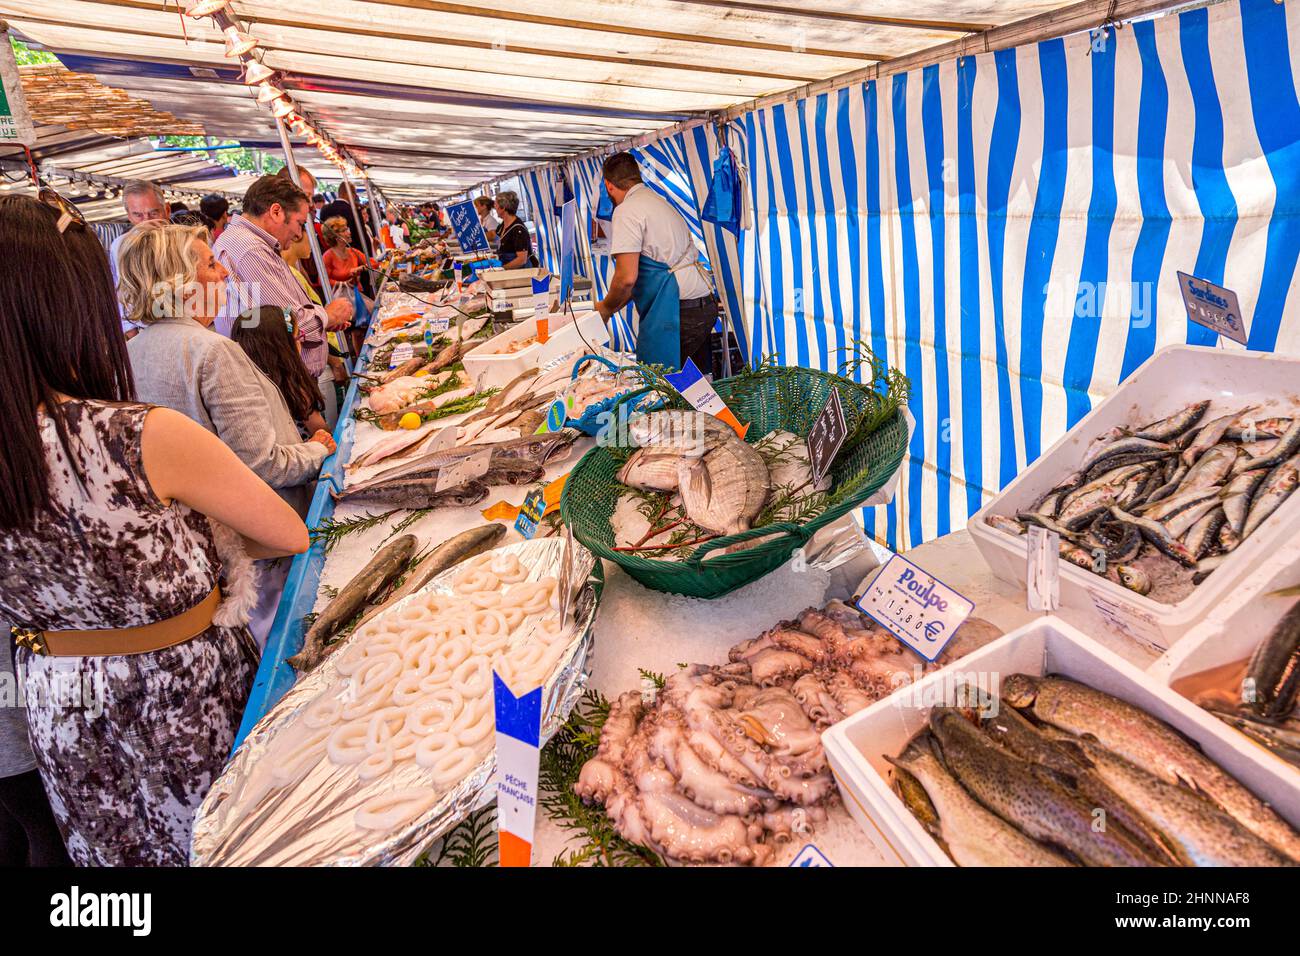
left=4, top=0, right=1299, bottom=873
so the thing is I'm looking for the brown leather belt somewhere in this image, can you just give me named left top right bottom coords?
left=11, top=587, right=222, bottom=657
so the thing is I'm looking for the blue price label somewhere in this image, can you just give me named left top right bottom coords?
left=515, top=488, right=548, bottom=539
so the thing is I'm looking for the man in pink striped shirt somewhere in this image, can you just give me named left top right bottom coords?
left=213, top=175, right=352, bottom=379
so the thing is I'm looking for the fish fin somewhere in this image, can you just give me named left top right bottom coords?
left=682, top=458, right=712, bottom=505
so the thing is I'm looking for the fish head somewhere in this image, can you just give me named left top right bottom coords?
left=1116, top=565, right=1152, bottom=595
left=1000, top=673, right=1040, bottom=709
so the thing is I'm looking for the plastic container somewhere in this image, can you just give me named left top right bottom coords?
left=969, top=345, right=1300, bottom=655
left=462, top=310, right=610, bottom=392
left=822, top=615, right=1300, bottom=866
left=1147, top=538, right=1300, bottom=784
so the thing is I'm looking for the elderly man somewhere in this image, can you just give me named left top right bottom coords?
left=109, top=181, right=169, bottom=336
left=593, top=151, right=717, bottom=373
left=212, top=175, right=353, bottom=418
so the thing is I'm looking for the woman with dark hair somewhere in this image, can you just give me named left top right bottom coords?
left=0, top=194, right=310, bottom=866
left=232, top=306, right=329, bottom=437
left=494, top=191, right=537, bottom=270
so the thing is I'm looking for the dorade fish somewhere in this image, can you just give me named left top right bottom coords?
left=677, top=436, right=771, bottom=536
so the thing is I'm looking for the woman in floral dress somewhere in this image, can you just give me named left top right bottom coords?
left=0, top=194, right=310, bottom=865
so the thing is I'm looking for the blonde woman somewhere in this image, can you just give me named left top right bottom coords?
left=119, top=221, right=334, bottom=645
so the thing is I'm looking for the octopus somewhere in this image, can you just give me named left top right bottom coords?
left=576, top=600, right=1004, bottom=865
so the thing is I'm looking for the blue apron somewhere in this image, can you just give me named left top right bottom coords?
left=631, top=254, right=682, bottom=369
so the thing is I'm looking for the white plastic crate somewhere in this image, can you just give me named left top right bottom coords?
left=462, top=311, right=610, bottom=392
left=822, top=615, right=1300, bottom=866
left=969, top=345, right=1300, bottom=655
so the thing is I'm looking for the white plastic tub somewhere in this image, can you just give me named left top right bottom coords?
left=1147, top=538, right=1300, bottom=784
left=822, top=615, right=1300, bottom=866
left=462, top=310, right=610, bottom=392
left=970, top=345, right=1300, bottom=655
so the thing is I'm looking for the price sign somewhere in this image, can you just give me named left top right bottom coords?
left=514, top=487, right=547, bottom=538
left=855, top=554, right=974, bottom=662
left=1177, top=272, right=1247, bottom=345
left=446, top=199, right=490, bottom=255
left=434, top=449, right=491, bottom=493
left=663, top=359, right=748, bottom=438
left=388, top=342, right=415, bottom=369
left=492, top=673, right=542, bottom=867
left=807, top=388, right=847, bottom=487
left=426, top=313, right=451, bottom=336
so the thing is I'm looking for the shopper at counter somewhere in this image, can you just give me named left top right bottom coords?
left=322, top=215, right=377, bottom=287
left=120, top=219, right=334, bottom=516
left=232, top=305, right=329, bottom=438
left=109, top=180, right=169, bottom=338
left=0, top=195, right=309, bottom=866
left=474, top=195, right=499, bottom=243
left=200, top=193, right=231, bottom=240
left=212, top=175, right=353, bottom=378
left=494, top=191, right=537, bottom=270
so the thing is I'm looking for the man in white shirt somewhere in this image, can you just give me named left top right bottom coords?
left=593, top=151, right=717, bottom=372
left=109, top=181, right=168, bottom=337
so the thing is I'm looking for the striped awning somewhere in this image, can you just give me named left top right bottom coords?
left=3, top=0, right=1082, bottom=199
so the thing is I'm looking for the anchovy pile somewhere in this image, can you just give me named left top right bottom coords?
left=986, top=401, right=1300, bottom=601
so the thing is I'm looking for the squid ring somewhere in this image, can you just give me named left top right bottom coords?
left=428, top=746, right=481, bottom=787
left=357, top=745, right=394, bottom=781
left=326, top=720, right=369, bottom=766
left=302, top=693, right=345, bottom=729
left=414, top=731, right=459, bottom=768
left=354, top=788, right=439, bottom=831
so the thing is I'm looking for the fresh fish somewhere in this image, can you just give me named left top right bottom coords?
left=1177, top=443, right=1239, bottom=492
left=1221, top=470, right=1267, bottom=534
left=1183, top=409, right=1252, bottom=466
left=1082, top=451, right=1169, bottom=484
left=375, top=384, right=477, bottom=430
left=1162, top=496, right=1223, bottom=540
left=1193, top=552, right=1230, bottom=584
left=1243, top=599, right=1300, bottom=720
left=467, top=367, right=538, bottom=421
left=1183, top=507, right=1227, bottom=561
left=986, top=514, right=1027, bottom=536
left=1225, top=417, right=1292, bottom=442
left=378, top=355, right=428, bottom=384
left=426, top=340, right=466, bottom=373
left=1058, top=485, right=1124, bottom=532
left=1084, top=514, right=1142, bottom=564
left=368, top=375, right=437, bottom=415
left=1107, top=505, right=1197, bottom=568
left=887, top=733, right=1074, bottom=867
left=287, top=534, right=419, bottom=673
left=355, top=525, right=507, bottom=629
left=1142, top=461, right=1190, bottom=507
left=1110, top=564, right=1152, bottom=595
left=1242, top=456, right=1299, bottom=538
left=1017, top=511, right=1083, bottom=542
left=1134, top=401, right=1210, bottom=442
left=677, top=437, right=771, bottom=536
left=1136, top=486, right=1218, bottom=522
left=1204, top=704, right=1300, bottom=765
left=618, top=448, right=686, bottom=492
left=927, top=708, right=1161, bottom=866
left=1002, top=674, right=1300, bottom=860
left=335, top=477, right=490, bottom=510
left=1237, top=419, right=1300, bottom=473
left=981, top=704, right=1181, bottom=865
left=1218, top=523, right=1241, bottom=553
left=629, top=410, right=735, bottom=457
left=1066, top=736, right=1293, bottom=867
left=1082, top=436, right=1173, bottom=470
left=1060, top=542, right=1098, bottom=573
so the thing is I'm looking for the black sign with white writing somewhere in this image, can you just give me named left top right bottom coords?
left=807, top=387, right=847, bottom=488
left=1177, top=271, right=1247, bottom=345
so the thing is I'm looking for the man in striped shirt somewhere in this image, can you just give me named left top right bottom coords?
left=213, top=175, right=353, bottom=379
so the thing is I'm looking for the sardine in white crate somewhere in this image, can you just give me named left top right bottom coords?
left=822, top=616, right=1300, bottom=867
left=969, top=345, right=1300, bottom=656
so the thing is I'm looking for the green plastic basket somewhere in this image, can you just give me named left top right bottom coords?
left=560, top=365, right=909, bottom=599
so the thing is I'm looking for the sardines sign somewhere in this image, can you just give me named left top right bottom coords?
left=855, top=555, right=973, bottom=662
left=1177, top=272, right=1247, bottom=345
left=0, top=30, right=36, bottom=146
left=446, top=199, right=490, bottom=255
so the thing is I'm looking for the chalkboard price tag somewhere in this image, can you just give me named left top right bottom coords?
left=807, top=388, right=848, bottom=487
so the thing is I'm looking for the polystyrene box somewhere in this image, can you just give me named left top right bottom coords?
left=822, top=615, right=1300, bottom=866
left=969, top=345, right=1300, bottom=655
left=461, top=311, right=610, bottom=392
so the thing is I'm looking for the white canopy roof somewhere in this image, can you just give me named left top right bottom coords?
left=6, top=0, right=1079, bottom=199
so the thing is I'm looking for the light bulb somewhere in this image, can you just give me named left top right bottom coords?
left=184, top=0, right=230, bottom=17
left=241, top=61, right=274, bottom=86
left=223, top=27, right=258, bottom=58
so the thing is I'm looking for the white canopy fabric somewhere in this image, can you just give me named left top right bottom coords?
left=0, top=122, right=258, bottom=221
left=5, top=0, right=1079, bottom=199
